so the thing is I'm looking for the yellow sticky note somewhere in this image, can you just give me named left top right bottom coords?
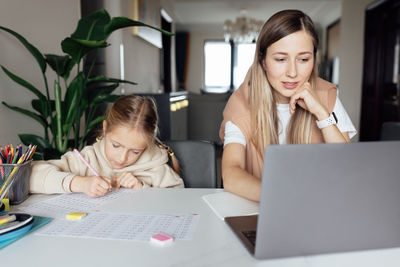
left=66, top=212, right=87, bottom=221
left=1, top=199, right=10, bottom=212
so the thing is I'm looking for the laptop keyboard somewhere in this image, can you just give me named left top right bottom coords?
left=242, top=230, right=257, bottom=246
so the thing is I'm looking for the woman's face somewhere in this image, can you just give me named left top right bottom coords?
left=103, top=122, right=149, bottom=169
left=263, top=30, right=315, bottom=104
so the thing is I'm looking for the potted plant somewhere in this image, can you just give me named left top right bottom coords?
left=0, top=9, right=172, bottom=159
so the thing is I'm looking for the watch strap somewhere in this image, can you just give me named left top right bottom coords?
left=316, top=112, right=338, bottom=129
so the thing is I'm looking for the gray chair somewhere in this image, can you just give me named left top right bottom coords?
left=165, top=140, right=217, bottom=188
left=380, top=122, right=400, bottom=141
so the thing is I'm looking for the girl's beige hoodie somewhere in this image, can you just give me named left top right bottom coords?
left=30, top=139, right=184, bottom=194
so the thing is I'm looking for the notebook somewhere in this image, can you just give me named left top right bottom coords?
left=202, top=191, right=259, bottom=220
left=225, top=141, right=400, bottom=259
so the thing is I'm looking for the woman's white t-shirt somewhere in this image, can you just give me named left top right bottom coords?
left=224, top=96, right=357, bottom=147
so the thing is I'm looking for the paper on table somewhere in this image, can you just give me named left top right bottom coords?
left=18, top=188, right=137, bottom=218
left=36, top=211, right=200, bottom=241
left=202, top=191, right=259, bottom=220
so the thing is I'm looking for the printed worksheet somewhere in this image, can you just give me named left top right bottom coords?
left=19, top=189, right=136, bottom=218
left=36, top=211, right=200, bottom=241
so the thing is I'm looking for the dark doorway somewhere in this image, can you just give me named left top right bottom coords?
left=360, top=0, right=400, bottom=141
left=81, top=0, right=108, bottom=145
left=161, top=9, right=172, bottom=93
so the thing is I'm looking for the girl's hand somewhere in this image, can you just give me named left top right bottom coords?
left=70, top=175, right=111, bottom=198
left=289, top=82, right=330, bottom=120
left=115, top=172, right=143, bottom=189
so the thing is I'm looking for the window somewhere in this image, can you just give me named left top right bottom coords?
left=233, top=43, right=256, bottom=89
left=204, top=41, right=231, bottom=92
left=204, top=40, right=256, bottom=93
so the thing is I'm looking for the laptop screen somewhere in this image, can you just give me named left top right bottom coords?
left=254, top=141, right=400, bottom=259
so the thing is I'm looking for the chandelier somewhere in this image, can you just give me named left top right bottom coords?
left=223, top=9, right=264, bottom=43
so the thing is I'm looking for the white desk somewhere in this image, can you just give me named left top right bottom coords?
left=2, top=188, right=400, bottom=267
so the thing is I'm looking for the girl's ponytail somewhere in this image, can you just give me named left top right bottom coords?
left=154, top=138, right=181, bottom=176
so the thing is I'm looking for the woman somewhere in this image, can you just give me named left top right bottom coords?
left=220, top=10, right=356, bottom=201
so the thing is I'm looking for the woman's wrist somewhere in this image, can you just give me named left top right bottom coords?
left=314, top=108, right=330, bottom=121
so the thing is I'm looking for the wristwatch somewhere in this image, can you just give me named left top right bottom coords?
left=316, top=112, right=338, bottom=129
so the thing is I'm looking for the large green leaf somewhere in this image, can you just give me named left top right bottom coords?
left=61, top=37, right=92, bottom=64
left=1, top=65, right=49, bottom=118
left=71, top=9, right=110, bottom=41
left=19, top=134, right=51, bottom=152
left=81, top=115, right=106, bottom=145
left=31, top=99, right=43, bottom=114
left=61, top=37, right=108, bottom=64
left=88, top=83, right=119, bottom=103
left=31, top=99, right=54, bottom=117
left=0, top=26, right=46, bottom=73
left=2, top=101, right=47, bottom=129
left=31, top=99, right=56, bottom=114
left=50, top=114, right=57, bottom=143
left=86, top=115, right=106, bottom=131
left=104, top=17, right=174, bottom=38
left=63, top=73, right=84, bottom=116
left=44, top=54, right=72, bottom=79
left=62, top=74, right=84, bottom=133
left=87, top=75, right=137, bottom=85
left=92, top=94, right=120, bottom=106
left=61, top=9, right=111, bottom=64
left=54, top=81, right=63, bottom=151
left=1, top=65, right=47, bottom=106
left=71, top=38, right=109, bottom=48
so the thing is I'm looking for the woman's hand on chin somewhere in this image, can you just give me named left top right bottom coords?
left=289, top=82, right=329, bottom=120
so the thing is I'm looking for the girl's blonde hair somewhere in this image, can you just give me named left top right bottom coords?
left=250, top=10, right=319, bottom=156
left=104, top=95, right=158, bottom=140
left=102, top=95, right=181, bottom=174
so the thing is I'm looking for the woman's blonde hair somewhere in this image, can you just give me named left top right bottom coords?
left=102, top=95, right=181, bottom=174
left=250, top=9, right=319, bottom=156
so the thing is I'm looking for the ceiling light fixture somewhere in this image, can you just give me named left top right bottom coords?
left=223, top=8, right=264, bottom=43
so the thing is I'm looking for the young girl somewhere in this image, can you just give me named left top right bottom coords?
left=30, top=95, right=184, bottom=197
left=220, top=10, right=357, bottom=202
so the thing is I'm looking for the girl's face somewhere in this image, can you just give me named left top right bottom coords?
left=103, top=122, right=149, bottom=169
left=263, top=30, right=315, bottom=104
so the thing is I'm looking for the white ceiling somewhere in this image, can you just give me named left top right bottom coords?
left=174, top=0, right=342, bottom=31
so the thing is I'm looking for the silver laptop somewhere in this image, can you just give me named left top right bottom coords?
left=225, top=141, right=400, bottom=259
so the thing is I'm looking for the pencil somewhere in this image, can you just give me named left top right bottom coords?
left=11, top=151, right=18, bottom=164
left=73, top=149, right=100, bottom=177
left=0, top=157, right=4, bottom=181
left=27, top=145, right=37, bottom=161
left=0, top=147, right=5, bottom=160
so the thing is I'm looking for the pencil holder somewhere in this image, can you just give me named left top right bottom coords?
left=0, top=160, right=32, bottom=205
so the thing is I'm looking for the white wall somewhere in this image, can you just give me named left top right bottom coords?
left=184, top=29, right=223, bottom=94
left=318, top=5, right=341, bottom=61
left=0, top=0, right=80, bottom=145
left=104, top=0, right=177, bottom=95
left=338, top=0, right=375, bottom=141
